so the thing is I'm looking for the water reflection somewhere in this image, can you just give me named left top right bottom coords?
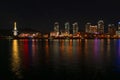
left=45, top=39, right=50, bottom=64
left=8, top=39, right=120, bottom=79
left=31, top=39, right=39, bottom=67
left=10, top=39, right=40, bottom=79
left=106, top=39, right=110, bottom=57
left=22, top=39, right=39, bottom=69
left=68, top=39, right=73, bottom=62
left=23, top=39, right=29, bottom=69
left=100, top=39, right=104, bottom=54
left=94, top=39, right=99, bottom=54
left=11, top=40, right=23, bottom=79
left=114, top=39, right=120, bottom=72
left=117, top=39, right=120, bottom=56
left=94, top=39, right=100, bottom=61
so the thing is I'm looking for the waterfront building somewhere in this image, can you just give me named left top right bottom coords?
left=116, top=22, right=120, bottom=38
left=97, top=20, right=104, bottom=34
left=54, top=22, right=59, bottom=36
left=50, top=32, right=56, bottom=37
left=108, top=24, right=116, bottom=35
left=89, top=25, right=98, bottom=34
left=60, top=30, right=65, bottom=37
left=118, top=22, right=120, bottom=30
left=85, top=22, right=91, bottom=33
left=18, top=32, right=42, bottom=38
left=73, top=22, right=79, bottom=34
left=65, top=22, right=70, bottom=35
left=85, top=22, right=98, bottom=34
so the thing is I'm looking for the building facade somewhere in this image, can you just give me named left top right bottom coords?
left=97, top=20, right=104, bottom=34
left=54, top=22, right=59, bottom=36
left=108, top=24, right=116, bottom=35
left=89, top=25, right=98, bottom=34
left=85, top=22, right=91, bottom=33
left=65, top=22, right=70, bottom=35
left=73, top=22, right=79, bottom=34
left=116, top=22, right=120, bottom=37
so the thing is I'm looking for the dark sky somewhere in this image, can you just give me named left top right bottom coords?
left=0, top=0, right=120, bottom=33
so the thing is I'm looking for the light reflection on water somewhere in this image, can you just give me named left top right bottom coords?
left=8, top=39, right=120, bottom=79
left=11, top=40, right=23, bottom=79
left=114, top=39, right=120, bottom=72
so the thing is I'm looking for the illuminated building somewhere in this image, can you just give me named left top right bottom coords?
left=18, top=32, right=42, bottom=38
left=11, top=40, right=22, bottom=78
left=85, top=22, right=91, bottom=33
left=65, top=22, right=70, bottom=34
left=116, top=22, right=120, bottom=37
left=13, top=22, right=18, bottom=36
left=116, top=31, right=120, bottom=37
left=85, top=22, right=98, bottom=34
left=118, top=22, right=120, bottom=30
left=73, top=22, right=79, bottom=34
left=54, top=22, right=59, bottom=36
left=108, top=24, right=116, bottom=35
left=50, top=32, right=56, bottom=37
left=60, top=30, right=66, bottom=37
left=98, top=20, right=104, bottom=34
left=89, top=25, right=98, bottom=34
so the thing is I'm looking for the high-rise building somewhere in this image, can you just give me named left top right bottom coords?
left=73, top=22, right=78, bottom=34
left=108, top=24, right=116, bottom=35
left=13, top=22, right=18, bottom=36
left=65, top=22, right=70, bottom=34
left=85, top=22, right=91, bottom=33
left=54, top=22, right=59, bottom=36
left=89, top=25, right=98, bottom=34
left=118, top=22, right=120, bottom=30
left=98, top=20, right=104, bottom=34
left=85, top=22, right=98, bottom=34
left=116, top=22, right=120, bottom=37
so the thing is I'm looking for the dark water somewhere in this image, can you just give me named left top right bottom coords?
left=0, top=39, right=120, bottom=80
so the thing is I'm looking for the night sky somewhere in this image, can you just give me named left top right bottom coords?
left=0, top=0, right=120, bottom=33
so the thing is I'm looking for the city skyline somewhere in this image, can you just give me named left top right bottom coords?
left=0, top=0, right=120, bottom=33
left=0, top=19, right=120, bottom=33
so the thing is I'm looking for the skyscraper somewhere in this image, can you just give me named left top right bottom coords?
left=108, top=24, right=116, bottom=35
left=89, top=25, right=98, bottom=34
left=118, top=22, right=120, bottom=30
left=116, top=22, right=120, bottom=37
left=54, top=22, right=59, bottom=36
left=85, top=22, right=91, bottom=33
left=13, top=22, right=18, bottom=36
left=98, top=20, right=104, bottom=34
left=73, top=22, right=78, bottom=34
left=65, top=22, right=70, bottom=34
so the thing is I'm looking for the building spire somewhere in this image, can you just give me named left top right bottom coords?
left=13, top=21, right=18, bottom=36
left=14, top=22, right=17, bottom=30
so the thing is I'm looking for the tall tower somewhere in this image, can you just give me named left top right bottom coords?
left=13, top=22, right=18, bottom=36
left=97, top=20, right=104, bottom=34
left=85, top=22, right=91, bottom=33
left=108, top=24, right=116, bottom=35
left=73, top=22, right=78, bottom=34
left=65, top=22, right=70, bottom=34
left=54, top=22, right=59, bottom=36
